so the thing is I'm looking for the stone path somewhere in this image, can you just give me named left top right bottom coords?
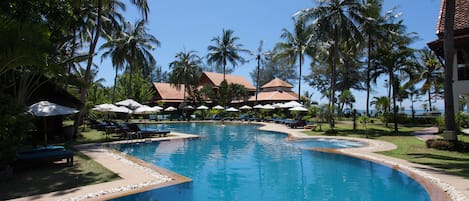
left=412, top=126, right=441, bottom=141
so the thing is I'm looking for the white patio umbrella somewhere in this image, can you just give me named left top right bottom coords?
left=184, top=105, right=194, bottom=110
left=115, top=99, right=142, bottom=109
left=164, top=106, right=177, bottom=112
left=93, top=103, right=118, bottom=112
left=226, top=107, right=239, bottom=112
left=110, top=106, right=133, bottom=114
left=262, top=104, right=275, bottom=110
left=281, top=101, right=303, bottom=108
left=212, top=105, right=224, bottom=110
left=28, top=101, right=79, bottom=145
left=134, top=105, right=159, bottom=114
left=253, top=104, right=264, bottom=109
left=152, top=106, right=164, bottom=110
left=239, top=105, right=252, bottom=110
left=196, top=105, right=209, bottom=110
left=289, top=106, right=308, bottom=112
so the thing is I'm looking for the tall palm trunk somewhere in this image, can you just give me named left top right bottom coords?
left=366, top=34, right=372, bottom=117
left=329, top=26, right=339, bottom=130
left=428, top=90, right=432, bottom=111
left=73, top=0, right=102, bottom=137
left=298, top=51, right=302, bottom=101
left=112, top=68, right=118, bottom=103
left=223, top=58, right=227, bottom=80
left=392, top=75, right=398, bottom=134
left=256, top=55, right=260, bottom=104
left=443, top=0, right=457, bottom=140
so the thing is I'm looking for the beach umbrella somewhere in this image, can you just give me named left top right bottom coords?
left=115, top=99, right=142, bottom=109
left=253, top=104, right=264, bottom=109
left=28, top=101, right=79, bottom=145
left=196, top=105, right=209, bottom=110
left=134, top=105, right=159, bottom=114
left=226, top=107, right=239, bottom=112
left=239, top=105, right=252, bottom=110
left=152, top=106, right=163, bottom=110
left=164, top=106, right=177, bottom=112
left=213, top=105, right=224, bottom=110
left=289, top=106, right=308, bottom=112
left=110, top=106, right=133, bottom=114
left=184, top=105, right=194, bottom=110
left=93, top=103, right=118, bottom=112
left=262, top=104, right=275, bottom=110
left=273, top=103, right=284, bottom=108
left=281, top=101, right=303, bottom=108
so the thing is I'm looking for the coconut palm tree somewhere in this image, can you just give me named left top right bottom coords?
left=296, top=0, right=363, bottom=130
left=416, top=47, right=443, bottom=112
left=169, top=50, right=203, bottom=105
left=357, top=0, right=397, bottom=117
left=372, top=23, right=417, bottom=134
left=74, top=0, right=150, bottom=136
left=207, top=29, right=247, bottom=80
left=101, top=19, right=160, bottom=100
left=275, top=17, right=314, bottom=102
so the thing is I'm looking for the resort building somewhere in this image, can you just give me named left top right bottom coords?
left=428, top=0, right=469, bottom=112
left=151, top=72, right=299, bottom=106
left=248, top=78, right=299, bottom=104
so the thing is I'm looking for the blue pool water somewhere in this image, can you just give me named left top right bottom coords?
left=111, top=123, right=429, bottom=201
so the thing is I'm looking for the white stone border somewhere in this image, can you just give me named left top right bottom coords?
left=58, top=148, right=173, bottom=201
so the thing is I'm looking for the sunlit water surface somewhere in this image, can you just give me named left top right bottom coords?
left=111, top=123, right=429, bottom=201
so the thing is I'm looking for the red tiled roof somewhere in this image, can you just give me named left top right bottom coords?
left=248, top=91, right=299, bottom=102
left=436, top=0, right=469, bottom=37
left=152, top=83, right=185, bottom=101
left=201, top=72, right=256, bottom=90
left=261, top=78, right=293, bottom=89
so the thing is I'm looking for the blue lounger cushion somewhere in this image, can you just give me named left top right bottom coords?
left=17, top=148, right=73, bottom=166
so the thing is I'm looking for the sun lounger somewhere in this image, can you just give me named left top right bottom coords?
left=126, top=123, right=171, bottom=138
left=16, top=146, right=73, bottom=167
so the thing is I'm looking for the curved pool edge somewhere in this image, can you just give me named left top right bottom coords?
left=256, top=122, right=468, bottom=201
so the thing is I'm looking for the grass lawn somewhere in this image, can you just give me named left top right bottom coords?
left=305, top=121, right=469, bottom=179
left=0, top=127, right=121, bottom=200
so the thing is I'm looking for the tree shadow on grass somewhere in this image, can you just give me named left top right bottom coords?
left=407, top=153, right=469, bottom=179
left=0, top=153, right=120, bottom=200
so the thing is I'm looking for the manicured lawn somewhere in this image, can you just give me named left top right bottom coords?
left=304, top=121, right=469, bottom=179
left=0, top=151, right=120, bottom=200
left=0, top=127, right=122, bottom=200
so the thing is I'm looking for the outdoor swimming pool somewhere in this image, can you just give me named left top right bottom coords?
left=111, top=123, right=430, bottom=201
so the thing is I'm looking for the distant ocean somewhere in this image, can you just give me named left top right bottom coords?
left=355, top=109, right=444, bottom=116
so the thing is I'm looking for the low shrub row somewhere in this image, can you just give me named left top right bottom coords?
left=426, top=139, right=469, bottom=152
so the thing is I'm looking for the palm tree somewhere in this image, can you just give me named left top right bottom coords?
left=417, top=47, right=443, bottom=112
left=443, top=0, right=457, bottom=140
left=207, top=29, right=246, bottom=80
left=357, top=0, right=395, bottom=117
left=296, top=0, right=363, bottom=130
left=373, top=23, right=417, bottom=133
left=370, top=96, right=390, bottom=116
left=169, top=50, right=203, bottom=105
left=275, top=17, right=314, bottom=102
left=101, top=19, right=160, bottom=100
left=74, top=0, right=150, bottom=136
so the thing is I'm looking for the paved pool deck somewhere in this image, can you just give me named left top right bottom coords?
left=9, top=121, right=469, bottom=201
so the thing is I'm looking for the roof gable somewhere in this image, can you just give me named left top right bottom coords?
left=200, top=72, right=256, bottom=90
left=152, top=83, right=185, bottom=100
left=436, top=0, right=469, bottom=37
left=261, top=78, right=293, bottom=89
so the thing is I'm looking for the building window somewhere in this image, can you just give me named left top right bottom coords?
left=457, top=48, right=469, bottom=80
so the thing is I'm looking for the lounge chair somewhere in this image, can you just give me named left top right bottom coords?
left=16, top=146, right=73, bottom=167
left=126, top=123, right=171, bottom=138
left=289, top=120, right=307, bottom=128
left=117, top=123, right=141, bottom=139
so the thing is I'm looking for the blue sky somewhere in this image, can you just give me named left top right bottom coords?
left=97, top=0, right=442, bottom=110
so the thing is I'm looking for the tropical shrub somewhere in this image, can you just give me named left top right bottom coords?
left=426, top=139, right=469, bottom=152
